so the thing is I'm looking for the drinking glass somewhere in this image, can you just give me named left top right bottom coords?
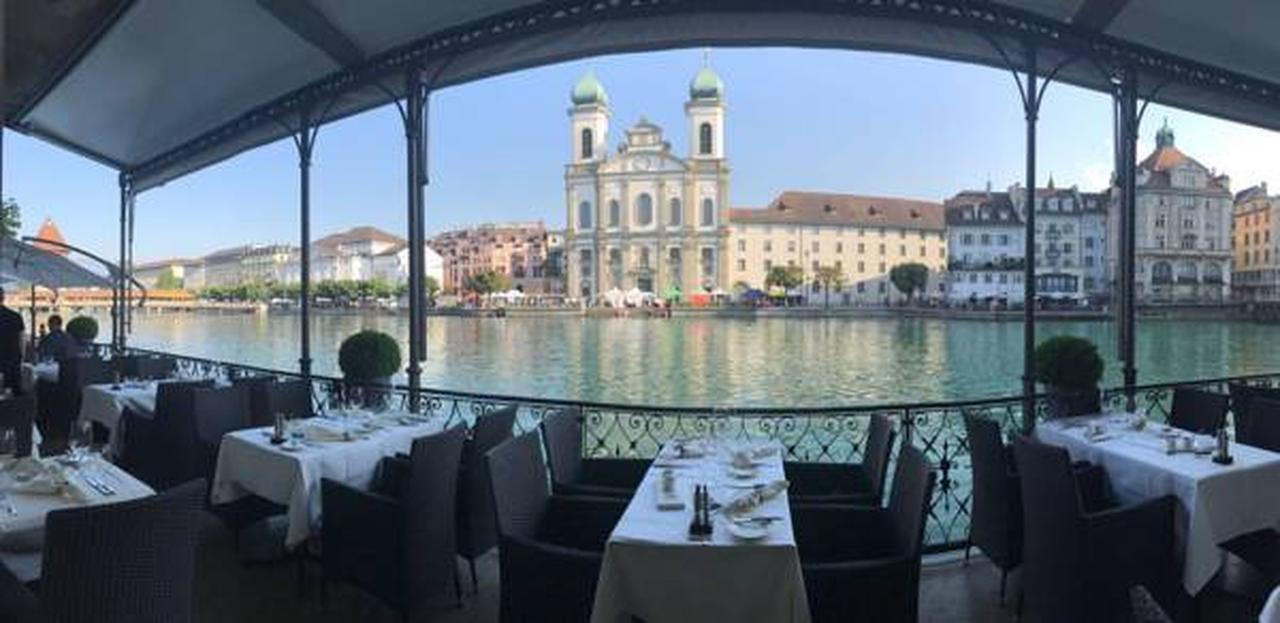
left=69, top=420, right=93, bottom=463
left=0, top=428, right=15, bottom=465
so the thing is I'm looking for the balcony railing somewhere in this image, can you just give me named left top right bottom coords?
left=115, top=345, right=1275, bottom=553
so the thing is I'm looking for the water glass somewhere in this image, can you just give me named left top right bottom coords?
left=69, top=420, right=93, bottom=463
left=0, top=428, right=15, bottom=464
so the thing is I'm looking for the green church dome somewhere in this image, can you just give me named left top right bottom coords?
left=571, top=71, right=608, bottom=106
left=689, top=66, right=724, bottom=100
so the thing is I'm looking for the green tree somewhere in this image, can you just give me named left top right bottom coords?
left=464, top=270, right=510, bottom=297
left=0, top=199, right=22, bottom=240
left=764, top=265, right=804, bottom=291
left=888, top=262, right=930, bottom=303
left=813, top=265, right=846, bottom=309
left=424, top=276, right=440, bottom=300
left=155, top=268, right=184, bottom=290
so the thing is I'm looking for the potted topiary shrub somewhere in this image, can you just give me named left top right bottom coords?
left=1034, top=335, right=1105, bottom=419
left=338, top=330, right=401, bottom=408
left=64, top=316, right=99, bottom=353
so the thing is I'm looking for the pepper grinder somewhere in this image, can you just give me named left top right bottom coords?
left=1213, top=426, right=1234, bottom=465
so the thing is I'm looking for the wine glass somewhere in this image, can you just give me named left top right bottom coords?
left=68, top=420, right=93, bottom=464
left=0, top=428, right=16, bottom=466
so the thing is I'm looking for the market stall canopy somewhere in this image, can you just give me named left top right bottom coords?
left=0, top=238, right=113, bottom=290
left=5, top=1, right=1280, bottom=191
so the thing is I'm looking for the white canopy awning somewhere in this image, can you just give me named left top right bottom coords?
left=0, top=239, right=113, bottom=290
left=7, top=1, right=1280, bottom=191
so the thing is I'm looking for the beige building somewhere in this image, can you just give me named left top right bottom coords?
left=728, top=191, right=947, bottom=304
left=1233, top=183, right=1278, bottom=300
left=431, top=222, right=559, bottom=294
left=564, top=66, right=730, bottom=300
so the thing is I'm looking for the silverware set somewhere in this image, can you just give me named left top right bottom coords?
left=80, top=471, right=116, bottom=496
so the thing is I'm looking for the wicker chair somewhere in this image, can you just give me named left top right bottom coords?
left=186, top=385, right=252, bottom=485
left=540, top=409, right=648, bottom=498
left=0, top=479, right=208, bottom=623
left=117, top=380, right=212, bottom=489
left=962, top=413, right=1021, bottom=601
left=1013, top=437, right=1176, bottom=623
left=786, top=413, right=896, bottom=505
left=322, top=426, right=468, bottom=620
left=456, top=406, right=517, bottom=593
left=792, top=444, right=935, bottom=623
left=486, top=432, right=627, bottom=623
left=117, top=355, right=177, bottom=380
left=0, top=394, right=36, bottom=457
left=1230, top=383, right=1280, bottom=447
left=1130, top=585, right=1174, bottom=623
left=38, top=356, right=112, bottom=438
left=1168, top=386, right=1229, bottom=434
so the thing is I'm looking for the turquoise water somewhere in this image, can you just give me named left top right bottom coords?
left=119, top=313, right=1280, bottom=408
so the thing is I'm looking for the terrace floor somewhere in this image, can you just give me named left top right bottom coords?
left=188, top=519, right=1272, bottom=622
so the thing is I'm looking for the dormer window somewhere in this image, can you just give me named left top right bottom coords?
left=823, top=204, right=835, bottom=214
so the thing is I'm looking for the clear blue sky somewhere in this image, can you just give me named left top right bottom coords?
left=6, top=47, right=1280, bottom=264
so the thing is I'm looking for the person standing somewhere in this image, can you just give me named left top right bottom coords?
left=38, top=314, right=77, bottom=361
left=0, top=288, right=24, bottom=395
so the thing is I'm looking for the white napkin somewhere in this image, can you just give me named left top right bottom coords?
left=303, top=420, right=350, bottom=442
left=723, top=480, right=789, bottom=516
left=7, top=461, right=91, bottom=502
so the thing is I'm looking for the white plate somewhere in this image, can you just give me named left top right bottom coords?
left=728, top=466, right=758, bottom=479
left=727, top=519, right=769, bottom=541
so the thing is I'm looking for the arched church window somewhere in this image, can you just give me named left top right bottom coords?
left=700, top=198, right=715, bottom=227
left=581, top=128, right=593, bottom=159
left=669, top=198, right=682, bottom=226
left=699, top=123, right=713, bottom=155
left=578, top=201, right=592, bottom=229
left=636, top=194, right=654, bottom=226
left=608, top=200, right=621, bottom=228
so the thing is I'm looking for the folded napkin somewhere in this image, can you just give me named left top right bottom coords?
left=723, top=480, right=789, bottom=516
left=303, top=420, right=350, bottom=442
left=654, top=483, right=685, bottom=511
left=7, top=461, right=92, bottom=502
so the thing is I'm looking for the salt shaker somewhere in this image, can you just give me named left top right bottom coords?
left=660, top=468, right=675, bottom=494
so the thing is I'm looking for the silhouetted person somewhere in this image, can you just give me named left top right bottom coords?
left=39, top=314, right=77, bottom=361
left=0, top=288, right=24, bottom=395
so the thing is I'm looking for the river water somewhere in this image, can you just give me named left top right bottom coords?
left=116, top=312, right=1280, bottom=408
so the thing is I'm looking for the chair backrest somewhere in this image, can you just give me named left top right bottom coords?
left=0, top=394, right=35, bottom=457
left=1229, top=383, right=1280, bottom=444
left=131, top=356, right=177, bottom=380
left=963, top=413, right=1018, bottom=568
left=887, top=445, right=936, bottom=560
left=458, top=406, right=518, bottom=558
left=540, top=408, right=583, bottom=488
left=1169, top=387, right=1229, bottom=434
left=863, top=414, right=897, bottom=503
left=1012, top=437, right=1088, bottom=619
left=189, top=385, right=251, bottom=482
left=486, top=432, right=551, bottom=540
left=403, top=426, right=468, bottom=614
left=263, top=379, right=313, bottom=421
left=39, top=479, right=206, bottom=623
left=1245, top=398, right=1280, bottom=452
left=59, top=356, right=112, bottom=391
left=232, top=376, right=274, bottom=427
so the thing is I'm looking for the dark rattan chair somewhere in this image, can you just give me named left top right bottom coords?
left=118, top=355, right=177, bottom=380
left=486, top=432, right=627, bottom=623
left=38, top=356, right=112, bottom=439
left=456, top=406, right=517, bottom=593
left=1230, top=383, right=1280, bottom=447
left=540, top=408, right=647, bottom=498
left=792, top=444, right=936, bottom=623
left=118, top=380, right=211, bottom=489
left=322, top=426, right=468, bottom=620
left=186, top=385, right=252, bottom=486
left=1168, top=386, right=1229, bottom=434
left=0, top=394, right=36, bottom=457
left=1013, top=437, right=1176, bottom=623
left=786, top=413, right=896, bottom=505
left=962, top=413, right=1020, bottom=601
left=0, top=479, right=207, bottom=623
left=1130, top=585, right=1174, bottom=623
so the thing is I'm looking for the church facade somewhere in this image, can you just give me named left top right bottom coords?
left=564, top=66, right=730, bottom=300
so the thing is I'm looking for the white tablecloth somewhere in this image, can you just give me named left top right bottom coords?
left=77, top=382, right=159, bottom=458
left=1037, top=413, right=1280, bottom=594
left=591, top=442, right=811, bottom=623
left=209, top=413, right=445, bottom=548
left=1263, top=587, right=1280, bottom=623
left=0, top=456, right=155, bottom=582
left=20, top=362, right=57, bottom=393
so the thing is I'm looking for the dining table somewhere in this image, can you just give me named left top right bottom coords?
left=77, top=381, right=161, bottom=458
left=591, top=439, right=811, bottom=623
left=0, top=453, right=155, bottom=582
left=1036, top=412, right=1280, bottom=595
left=209, top=410, right=445, bottom=548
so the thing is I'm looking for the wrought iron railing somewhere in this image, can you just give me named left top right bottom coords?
left=112, top=345, right=1279, bottom=552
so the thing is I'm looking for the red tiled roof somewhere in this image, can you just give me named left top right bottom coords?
left=31, top=217, right=67, bottom=256
left=730, top=191, right=944, bottom=231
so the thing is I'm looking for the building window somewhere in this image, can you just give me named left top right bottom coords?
left=811, top=261, right=819, bottom=272
left=700, top=198, right=715, bottom=227
left=699, top=122, right=713, bottom=155
left=608, top=200, right=620, bottom=228
left=1063, top=243, right=1073, bottom=254
left=764, top=260, right=772, bottom=271
left=811, top=241, right=819, bottom=253
left=578, top=201, right=593, bottom=229
left=737, top=239, right=746, bottom=252
left=919, top=246, right=926, bottom=257
left=836, top=242, right=843, bottom=253
left=962, top=234, right=973, bottom=245
left=669, top=198, right=682, bottom=226
left=636, top=193, right=654, bottom=226
left=879, top=244, right=886, bottom=255
left=898, top=245, right=906, bottom=256
left=857, top=261, right=865, bottom=273
left=980, top=234, right=990, bottom=245
left=998, top=234, right=1009, bottom=245
left=878, top=262, right=886, bottom=273
left=1181, top=234, right=1196, bottom=250
left=835, top=260, right=843, bottom=271
left=581, top=128, right=593, bottom=159
left=764, top=241, right=772, bottom=253
left=737, top=259, right=746, bottom=271
left=857, top=243, right=865, bottom=253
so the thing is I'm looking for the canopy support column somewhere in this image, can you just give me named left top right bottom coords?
left=115, top=173, right=134, bottom=355
left=1114, top=67, right=1141, bottom=411
left=292, top=109, right=318, bottom=385
left=1019, top=44, right=1040, bottom=433
left=403, top=70, right=428, bottom=413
